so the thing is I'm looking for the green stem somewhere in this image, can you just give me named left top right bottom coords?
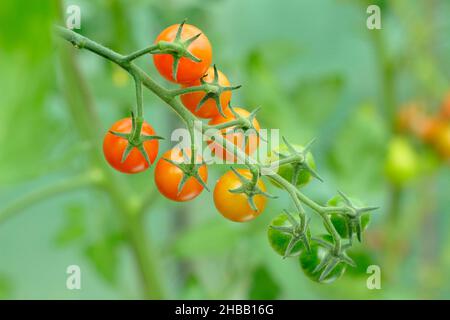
left=123, top=44, right=159, bottom=62
left=170, top=85, right=208, bottom=96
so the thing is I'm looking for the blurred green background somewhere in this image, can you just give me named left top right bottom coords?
left=0, top=0, right=449, bottom=299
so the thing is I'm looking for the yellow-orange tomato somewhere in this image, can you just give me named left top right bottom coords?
left=153, top=24, right=212, bottom=84
left=440, top=93, right=450, bottom=120
left=103, top=118, right=159, bottom=174
left=418, top=117, right=446, bottom=143
left=154, top=148, right=208, bottom=202
left=432, top=125, right=450, bottom=161
left=207, top=107, right=260, bottom=162
left=180, top=66, right=232, bottom=119
left=213, top=169, right=266, bottom=222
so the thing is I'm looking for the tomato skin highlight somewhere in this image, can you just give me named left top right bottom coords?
left=299, top=235, right=346, bottom=284
left=208, top=107, right=260, bottom=162
left=154, top=149, right=208, bottom=202
left=181, top=66, right=232, bottom=119
left=268, top=213, right=310, bottom=256
left=153, top=24, right=212, bottom=84
left=213, top=169, right=266, bottom=222
left=103, top=118, right=158, bottom=174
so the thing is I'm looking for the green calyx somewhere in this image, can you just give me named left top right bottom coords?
left=228, top=166, right=276, bottom=211
left=311, top=236, right=356, bottom=283
left=110, top=114, right=164, bottom=166
left=162, top=149, right=209, bottom=194
left=328, top=191, right=379, bottom=243
left=228, top=104, right=261, bottom=133
left=269, top=209, right=311, bottom=258
left=275, top=137, right=323, bottom=185
left=154, top=19, right=203, bottom=81
left=195, top=65, right=241, bottom=117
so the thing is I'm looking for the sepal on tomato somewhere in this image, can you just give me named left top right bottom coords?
left=269, top=210, right=311, bottom=258
left=310, top=236, right=355, bottom=283
left=326, top=191, right=378, bottom=243
left=228, top=166, right=276, bottom=212
left=276, top=137, right=323, bottom=185
left=162, top=148, right=209, bottom=194
left=109, top=114, right=164, bottom=166
left=193, top=65, right=241, bottom=117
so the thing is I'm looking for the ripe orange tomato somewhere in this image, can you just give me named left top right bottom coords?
left=180, top=66, right=232, bottom=119
left=154, top=148, right=208, bottom=202
left=440, top=93, right=450, bottom=120
left=432, top=125, right=450, bottom=161
left=103, top=118, right=159, bottom=174
left=208, top=107, right=260, bottom=162
left=418, top=117, right=446, bottom=143
left=153, top=24, right=212, bottom=84
left=213, top=169, right=267, bottom=222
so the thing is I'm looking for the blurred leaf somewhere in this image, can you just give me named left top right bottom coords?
left=248, top=265, right=280, bottom=299
left=327, top=103, right=388, bottom=193
left=0, top=274, right=13, bottom=299
left=84, top=232, right=123, bottom=285
left=54, top=204, right=86, bottom=246
left=172, top=220, right=242, bottom=257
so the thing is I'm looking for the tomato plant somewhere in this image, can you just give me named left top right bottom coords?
left=153, top=22, right=212, bottom=83
left=154, top=148, right=208, bottom=202
left=213, top=169, right=267, bottom=222
left=181, top=66, right=233, bottom=118
left=57, top=20, right=378, bottom=288
left=103, top=118, right=159, bottom=174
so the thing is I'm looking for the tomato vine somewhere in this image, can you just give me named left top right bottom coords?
left=55, top=22, right=378, bottom=286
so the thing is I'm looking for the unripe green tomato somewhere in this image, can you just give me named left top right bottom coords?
left=298, top=235, right=346, bottom=284
left=326, top=195, right=370, bottom=239
left=267, top=144, right=316, bottom=188
left=267, top=213, right=311, bottom=257
left=384, top=136, right=419, bottom=186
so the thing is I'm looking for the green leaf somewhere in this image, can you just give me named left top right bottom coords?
left=84, top=232, right=123, bottom=285
left=54, top=205, right=86, bottom=247
left=248, top=265, right=280, bottom=299
left=0, top=274, right=13, bottom=299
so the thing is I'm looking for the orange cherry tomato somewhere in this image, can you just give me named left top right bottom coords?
left=180, top=66, right=232, bottom=119
left=440, top=92, right=450, bottom=120
left=103, top=118, right=159, bottom=174
left=153, top=23, right=212, bottom=84
left=154, top=148, right=208, bottom=202
left=207, top=107, right=260, bottom=162
left=418, top=117, right=446, bottom=143
left=213, top=169, right=267, bottom=222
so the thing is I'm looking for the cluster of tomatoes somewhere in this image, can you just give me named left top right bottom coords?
left=99, top=21, right=374, bottom=283
left=396, top=94, right=450, bottom=162
left=102, top=22, right=269, bottom=222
